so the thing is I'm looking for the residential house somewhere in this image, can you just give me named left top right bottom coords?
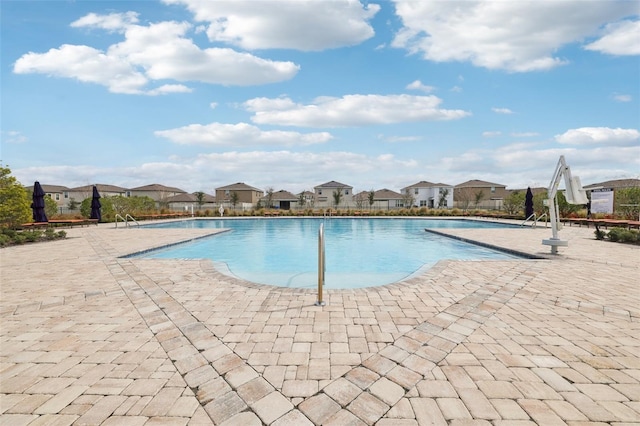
left=583, top=178, right=640, bottom=216
left=67, top=184, right=128, bottom=205
left=166, top=192, right=216, bottom=212
left=297, top=191, right=316, bottom=209
left=401, top=181, right=454, bottom=209
left=313, top=181, right=353, bottom=208
left=353, top=189, right=404, bottom=210
left=216, top=182, right=264, bottom=209
left=261, top=190, right=299, bottom=210
left=129, top=184, right=186, bottom=207
left=454, top=180, right=509, bottom=210
left=583, top=178, right=640, bottom=192
left=24, top=184, right=71, bottom=212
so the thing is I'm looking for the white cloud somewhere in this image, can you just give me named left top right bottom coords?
left=613, top=94, right=632, bottom=102
left=584, top=19, right=640, bottom=55
left=511, top=132, right=539, bottom=138
left=555, top=127, right=640, bottom=146
left=147, top=84, right=193, bottom=95
left=391, top=0, right=637, bottom=72
left=492, top=107, right=514, bottom=115
left=440, top=142, right=640, bottom=188
left=2, top=131, right=28, bottom=144
left=13, top=17, right=299, bottom=94
left=154, top=122, right=333, bottom=146
left=378, top=134, right=422, bottom=143
left=406, top=80, right=435, bottom=93
left=162, top=0, right=380, bottom=51
left=245, top=94, right=470, bottom=127
left=482, top=131, right=501, bottom=138
left=71, top=11, right=139, bottom=32
left=210, top=102, right=218, bottom=109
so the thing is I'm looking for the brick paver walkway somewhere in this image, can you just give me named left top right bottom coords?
left=1, top=219, right=638, bottom=425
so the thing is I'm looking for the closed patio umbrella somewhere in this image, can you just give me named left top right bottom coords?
left=31, top=181, right=48, bottom=223
left=90, top=185, right=101, bottom=221
left=525, top=187, right=534, bottom=219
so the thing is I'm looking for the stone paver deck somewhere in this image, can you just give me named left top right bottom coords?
left=1, top=218, right=638, bottom=425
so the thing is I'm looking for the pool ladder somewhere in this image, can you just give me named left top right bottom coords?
left=315, top=223, right=326, bottom=306
left=115, top=213, right=140, bottom=228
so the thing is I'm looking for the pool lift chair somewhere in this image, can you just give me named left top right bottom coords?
left=542, top=155, right=589, bottom=254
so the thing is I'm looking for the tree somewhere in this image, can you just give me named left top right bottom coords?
left=438, top=188, right=449, bottom=208
left=401, top=192, right=415, bottom=209
left=265, top=187, right=274, bottom=208
left=45, top=195, right=58, bottom=218
left=0, top=166, right=31, bottom=228
left=194, top=191, right=205, bottom=208
left=474, top=190, right=485, bottom=209
left=67, top=197, right=80, bottom=211
left=456, top=187, right=473, bottom=211
left=503, top=191, right=525, bottom=215
left=368, top=190, right=375, bottom=210
left=332, top=187, right=343, bottom=209
left=614, top=187, right=640, bottom=219
left=354, top=193, right=365, bottom=210
left=81, top=196, right=115, bottom=221
left=298, top=191, right=306, bottom=209
left=230, top=191, right=239, bottom=209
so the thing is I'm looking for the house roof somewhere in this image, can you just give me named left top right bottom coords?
left=402, top=180, right=453, bottom=189
left=129, top=183, right=186, bottom=193
left=455, top=179, right=506, bottom=188
left=354, top=189, right=403, bottom=200
left=68, top=184, right=128, bottom=193
left=264, top=190, right=298, bottom=201
left=583, top=178, right=640, bottom=190
left=509, top=187, right=547, bottom=195
left=372, top=188, right=403, bottom=200
left=315, top=180, right=352, bottom=189
left=25, top=184, right=70, bottom=193
left=216, top=182, right=263, bottom=192
left=298, top=190, right=315, bottom=198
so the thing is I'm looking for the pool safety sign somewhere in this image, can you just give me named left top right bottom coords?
left=590, top=188, right=614, bottom=214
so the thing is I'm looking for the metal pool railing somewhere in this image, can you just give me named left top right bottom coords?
left=315, top=223, right=326, bottom=306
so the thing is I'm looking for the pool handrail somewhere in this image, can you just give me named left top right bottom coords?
left=315, top=223, right=326, bottom=306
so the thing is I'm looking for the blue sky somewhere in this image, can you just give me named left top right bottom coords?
left=1, top=0, right=638, bottom=194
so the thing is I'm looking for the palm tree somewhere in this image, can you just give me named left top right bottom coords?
left=332, top=187, right=343, bottom=209
left=230, top=191, right=239, bottom=209
left=438, top=188, right=449, bottom=208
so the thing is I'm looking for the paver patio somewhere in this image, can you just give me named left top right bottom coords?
left=1, top=218, right=638, bottom=425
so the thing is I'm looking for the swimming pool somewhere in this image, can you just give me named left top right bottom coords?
left=133, top=218, right=519, bottom=289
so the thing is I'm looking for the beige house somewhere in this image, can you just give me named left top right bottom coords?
left=313, top=181, right=353, bottom=208
left=216, top=182, right=264, bottom=208
left=24, top=184, right=71, bottom=212
left=67, top=184, right=128, bottom=206
left=261, top=190, right=299, bottom=210
left=129, top=184, right=186, bottom=205
left=166, top=192, right=216, bottom=212
left=401, top=181, right=454, bottom=209
left=353, top=189, right=404, bottom=210
left=454, top=179, right=509, bottom=210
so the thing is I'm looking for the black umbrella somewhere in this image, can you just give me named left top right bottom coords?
left=90, top=185, right=102, bottom=221
left=525, top=187, right=534, bottom=219
left=31, top=181, right=48, bottom=223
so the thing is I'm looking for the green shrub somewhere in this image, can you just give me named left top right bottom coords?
left=594, top=229, right=606, bottom=240
left=605, top=227, right=640, bottom=244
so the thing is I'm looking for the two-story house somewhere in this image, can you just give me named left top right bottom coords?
left=216, top=182, right=264, bottom=209
left=313, top=181, right=354, bottom=208
left=454, top=179, right=509, bottom=210
left=401, top=181, right=454, bottom=208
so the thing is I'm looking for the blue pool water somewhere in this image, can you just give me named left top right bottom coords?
left=133, top=218, right=519, bottom=289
